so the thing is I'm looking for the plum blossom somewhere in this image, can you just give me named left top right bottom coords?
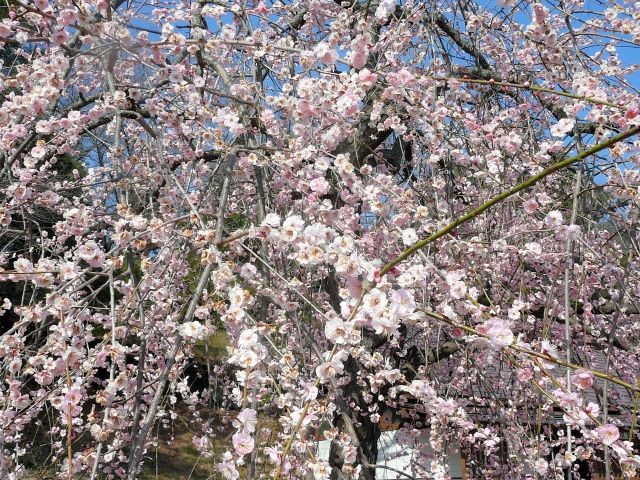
left=316, top=357, right=344, bottom=382
left=233, top=408, right=258, bottom=433
left=52, top=29, right=68, bottom=45
left=0, top=21, right=13, bottom=38
left=314, top=42, right=338, bottom=65
left=363, top=288, right=388, bottom=316
left=371, top=315, right=398, bottom=336
left=325, top=318, right=351, bottom=344
left=350, top=35, right=370, bottom=70
left=309, top=177, right=330, bottom=195
left=523, top=198, right=539, bottom=214
left=387, top=68, right=414, bottom=88
left=30, top=146, right=46, bottom=159
left=312, top=461, right=331, bottom=480
left=230, top=286, right=252, bottom=308
left=34, top=0, right=49, bottom=11
left=540, top=340, right=560, bottom=369
left=13, top=185, right=33, bottom=201
left=517, top=368, right=533, bottom=382
left=585, top=402, right=600, bottom=417
left=236, top=350, right=259, bottom=369
left=357, top=68, right=378, bottom=89
left=507, top=299, right=526, bottom=320
left=534, top=459, right=548, bottom=475
left=597, top=424, right=620, bottom=446
left=262, top=212, right=281, bottom=228
left=544, top=210, right=563, bottom=227
left=375, top=0, right=396, bottom=20
left=401, top=228, right=418, bottom=246
left=570, top=369, right=594, bottom=389
left=217, top=452, right=239, bottom=479
left=537, top=192, right=553, bottom=205
left=447, top=277, right=467, bottom=300
left=485, top=319, right=514, bottom=349
left=240, top=263, right=258, bottom=280
left=290, top=405, right=317, bottom=428
left=281, top=215, right=304, bottom=242
left=523, top=241, right=542, bottom=256
left=389, top=289, right=416, bottom=318
left=14, top=258, right=34, bottom=274
left=551, top=118, right=575, bottom=137
left=1, top=1, right=639, bottom=477
left=77, top=241, right=106, bottom=267
left=301, top=381, right=318, bottom=401
left=179, top=321, right=206, bottom=340
left=60, top=9, right=77, bottom=25
left=232, top=431, right=255, bottom=455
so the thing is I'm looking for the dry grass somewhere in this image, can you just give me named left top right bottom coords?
left=138, top=405, right=233, bottom=480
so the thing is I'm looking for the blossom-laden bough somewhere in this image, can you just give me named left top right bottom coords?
left=0, top=0, right=640, bottom=479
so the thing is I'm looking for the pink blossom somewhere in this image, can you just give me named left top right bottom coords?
left=363, top=288, right=388, bottom=316
left=34, top=0, right=49, bottom=11
left=217, top=456, right=239, bottom=479
left=537, top=192, right=553, bottom=205
left=14, top=258, right=33, bottom=274
left=316, top=358, right=344, bottom=382
left=1, top=2, right=639, bottom=476
left=8, top=358, right=21, bottom=376
left=30, top=146, right=46, bottom=159
left=486, top=319, right=514, bottom=349
left=309, top=177, right=330, bottom=195
left=233, top=408, right=258, bottom=433
left=261, top=213, right=281, bottom=228
left=64, top=386, right=83, bottom=405
left=314, top=42, right=338, bottom=65
left=0, top=22, right=13, bottom=38
left=77, top=241, right=106, bottom=267
left=544, top=210, right=563, bottom=227
left=281, top=215, right=304, bottom=242
left=60, top=9, right=78, bottom=26
left=388, top=68, right=414, bottom=88
left=523, top=241, right=542, bottom=256
left=389, top=289, right=416, bottom=318
left=401, top=228, right=418, bottom=246
left=570, top=369, right=594, bottom=389
left=375, top=0, right=396, bottom=20
left=357, top=69, right=378, bottom=89
left=252, top=1, right=268, bottom=14
left=312, top=461, right=331, bottom=480
left=585, top=402, right=600, bottom=417
left=179, top=321, right=206, bottom=340
left=550, top=118, right=575, bottom=137
left=236, top=350, right=259, bottom=369
left=13, top=185, right=33, bottom=201
left=290, top=405, right=317, bottom=428
left=596, top=424, right=620, bottom=446
left=516, top=368, right=533, bottom=382
left=232, top=431, right=254, bottom=455
left=619, top=452, right=640, bottom=469
left=325, top=318, right=350, bottom=344
left=540, top=340, right=560, bottom=369
left=534, top=459, right=548, bottom=475
left=350, top=35, right=370, bottom=70
left=371, top=315, right=398, bottom=336
left=52, top=30, right=68, bottom=45
left=523, top=198, right=538, bottom=214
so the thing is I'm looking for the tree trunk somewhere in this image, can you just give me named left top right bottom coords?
left=330, top=354, right=381, bottom=480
